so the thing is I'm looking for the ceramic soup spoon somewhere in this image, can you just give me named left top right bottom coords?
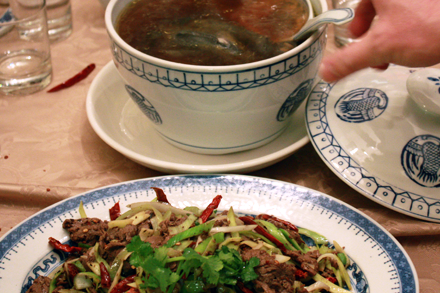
left=287, top=7, right=355, bottom=42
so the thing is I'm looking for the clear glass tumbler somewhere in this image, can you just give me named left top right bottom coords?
left=0, top=0, right=52, bottom=95
left=332, top=0, right=361, bottom=47
left=46, top=0, right=72, bottom=42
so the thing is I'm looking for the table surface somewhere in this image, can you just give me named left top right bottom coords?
left=0, top=0, right=439, bottom=292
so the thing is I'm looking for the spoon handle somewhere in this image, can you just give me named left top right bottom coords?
left=293, top=8, right=354, bottom=42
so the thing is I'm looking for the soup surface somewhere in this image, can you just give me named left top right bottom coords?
left=115, top=0, right=309, bottom=65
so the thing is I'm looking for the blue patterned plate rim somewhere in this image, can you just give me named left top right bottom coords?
left=0, top=8, right=14, bottom=37
left=0, top=174, right=418, bottom=293
left=305, top=74, right=440, bottom=222
left=0, top=8, right=13, bottom=24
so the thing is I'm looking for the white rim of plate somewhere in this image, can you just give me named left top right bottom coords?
left=86, top=62, right=310, bottom=174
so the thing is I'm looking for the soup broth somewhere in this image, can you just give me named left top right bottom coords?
left=116, top=0, right=309, bottom=66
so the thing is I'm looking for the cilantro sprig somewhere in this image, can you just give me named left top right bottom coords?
left=126, top=235, right=259, bottom=292
left=127, top=236, right=180, bottom=292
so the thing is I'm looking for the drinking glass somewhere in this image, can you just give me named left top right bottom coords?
left=332, top=0, right=360, bottom=46
left=46, top=0, right=72, bottom=42
left=0, top=0, right=52, bottom=95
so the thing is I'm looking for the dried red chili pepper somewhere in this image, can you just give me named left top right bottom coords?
left=326, top=277, right=337, bottom=283
left=239, top=216, right=287, bottom=253
left=48, top=237, right=82, bottom=253
left=67, top=263, right=79, bottom=283
left=151, top=187, right=171, bottom=204
left=199, top=195, right=222, bottom=223
left=237, top=281, right=253, bottom=293
left=109, top=201, right=121, bottom=221
left=47, top=63, right=96, bottom=93
left=295, top=269, right=308, bottom=279
left=257, top=214, right=299, bottom=232
left=100, top=262, right=112, bottom=288
left=109, top=275, right=136, bottom=293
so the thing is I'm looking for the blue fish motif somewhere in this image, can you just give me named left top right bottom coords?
left=277, top=79, right=314, bottom=122
left=125, top=85, right=163, bottom=125
left=339, top=95, right=380, bottom=120
left=406, top=141, right=440, bottom=183
left=335, top=88, right=388, bottom=123
left=402, top=135, right=440, bottom=188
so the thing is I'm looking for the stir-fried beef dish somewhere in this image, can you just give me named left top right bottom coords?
left=26, top=188, right=352, bottom=293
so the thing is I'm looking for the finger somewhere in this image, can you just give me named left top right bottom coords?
left=319, top=36, right=380, bottom=82
left=349, top=0, right=376, bottom=37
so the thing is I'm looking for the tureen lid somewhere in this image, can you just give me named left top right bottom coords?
left=306, top=65, right=440, bottom=222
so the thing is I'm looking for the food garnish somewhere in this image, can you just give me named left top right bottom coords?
left=29, top=187, right=353, bottom=293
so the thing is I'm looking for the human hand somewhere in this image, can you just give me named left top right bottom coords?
left=319, top=0, right=440, bottom=82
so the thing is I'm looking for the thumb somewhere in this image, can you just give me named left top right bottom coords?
left=319, top=37, right=380, bottom=82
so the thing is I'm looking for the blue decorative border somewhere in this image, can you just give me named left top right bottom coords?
left=0, top=175, right=417, bottom=293
left=0, top=8, right=13, bottom=24
left=155, top=124, right=289, bottom=151
left=110, top=30, right=325, bottom=92
left=306, top=81, right=440, bottom=221
left=21, top=249, right=68, bottom=293
left=0, top=8, right=14, bottom=37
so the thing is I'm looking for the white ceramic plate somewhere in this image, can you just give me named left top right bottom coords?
left=86, top=62, right=309, bottom=174
left=305, top=66, right=440, bottom=222
left=0, top=8, right=14, bottom=37
left=0, top=175, right=418, bottom=293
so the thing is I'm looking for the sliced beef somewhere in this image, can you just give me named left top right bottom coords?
left=240, top=248, right=298, bottom=293
left=99, top=224, right=139, bottom=262
left=79, top=246, right=97, bottom=272
left=218, top=210, right=229, bottom=216
left=62, top=218, right=108, bottom=246
left=106, top=224, right=139, bottom=243
left=213, top=218, right=229, bottom=227
left=52, top=271, right=68, bottom=293
left=320, top=266, right=336, bottom=278
left=137, top=214, right=153, bottom=230
left=241, top=248, right=277, bottom=265
left=143, top=235, right=167, bottom=248
left=285, top=249, right=320, bottom=276
left=101, top=245, right=124, bottom=263
left=26, top=276, right=51, bottom=293
left=158, top=214, right=188, bottom=236
left=121, top=260, right=137, bottom=277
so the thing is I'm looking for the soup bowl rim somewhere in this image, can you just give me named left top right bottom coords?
left=105, top=0, right=328, bottom=73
